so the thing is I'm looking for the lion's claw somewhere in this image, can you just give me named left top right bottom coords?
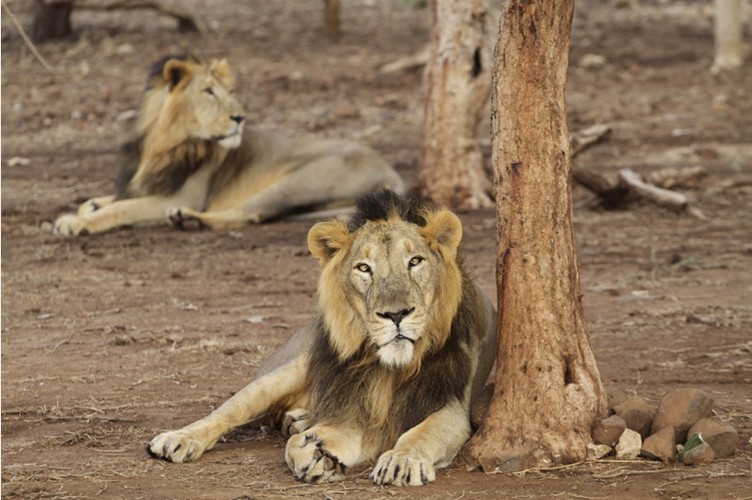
left=285, top=432, right=346, bottom=484
left=148, top=430, right=209, bottom=463
left=53, top=214, right=86, bottom=236
left=167, top=207, right=203, bottom=230
left=281, top=408, right=312, bottom=437
left=372, top=450, right=435, bottom=486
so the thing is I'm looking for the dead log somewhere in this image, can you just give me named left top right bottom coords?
left=41, top=0, right=205, bottom=36
left=645, top=166, right=707, bottom=189
left=618, top=169, right=706, bottom=219
left=570, top=124, right=612, bottom=158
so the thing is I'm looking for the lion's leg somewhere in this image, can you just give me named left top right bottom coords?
left=149, top=353, right=308, bottom=463
left=191, top=152, right=402, bottom=228
left=77, top=195, right=116, bottom=216
left=166, top=207, right=254, bottom=231
left=285, top=424, right=367, bottom=484
left=54, top=196, right=180, bottom=236
left=372, top=399, right=470, bottom=487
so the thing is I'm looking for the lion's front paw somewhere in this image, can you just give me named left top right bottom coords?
left=53, top=214, right=87, bottom=236
left=167, top=207, right=203, bottom=230
left=148, top=430, right=210, bottom=463
left=372, top=450, right=435, bottom=487
left=285, top=432, right=346, bottom=484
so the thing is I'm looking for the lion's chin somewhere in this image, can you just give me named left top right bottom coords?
left=218, top=132, right=242, bottom=149
left=377, top=340, right=414, bottom=369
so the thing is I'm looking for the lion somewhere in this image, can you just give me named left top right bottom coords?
left=52, top=55, right=403, bottom=236
left=148, top=190, right=497, bottom=486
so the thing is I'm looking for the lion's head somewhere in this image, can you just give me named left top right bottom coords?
left=138, top=55, right=246, bottom=151
left=308, top=191, right=464, bottom=370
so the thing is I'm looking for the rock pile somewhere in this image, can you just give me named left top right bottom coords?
left=589, top=388, right=739, bottom=465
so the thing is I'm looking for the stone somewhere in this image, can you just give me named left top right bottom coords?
left=680, top=441, right=715, bottom=465
left=651, top=389, right=713, bottom=443
left=579, top=53, right=607, bottom=69
left=688, top=418, right=739, bottom=458
left=641, top=425, right=676, bottom=462
left=614, top=395, right=655, bottom=439
left=477, top=447, right=536, bottom=473
left=592, top=415, right=627, bottom=446
left=615, top=429, right=642, bottom=459
left=587, top=443, right=612, bottom=460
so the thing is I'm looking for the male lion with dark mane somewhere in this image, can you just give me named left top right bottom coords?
left=149, top=190, right=497, bottom=486
left=53, top=55, right=403, bottom=236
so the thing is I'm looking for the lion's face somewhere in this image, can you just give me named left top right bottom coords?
left=149, top=57, right=246, bottom=149
left=308, top=209, right=464, bottom=369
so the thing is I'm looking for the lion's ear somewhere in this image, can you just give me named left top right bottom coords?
left=421, top=209, right=463, bottom=256
left=308, top=220, right=352, bottom=265
left=210, top=58, right=231, bottom=79
left=162, top=59, right=194, bottom=90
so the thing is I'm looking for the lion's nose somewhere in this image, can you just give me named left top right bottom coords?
left=230, top=114, right=246, bottom=124
left=376, top=307, right=415, bottom=326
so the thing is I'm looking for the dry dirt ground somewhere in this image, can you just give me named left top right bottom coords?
left=2, top=0, right=751, bottom=498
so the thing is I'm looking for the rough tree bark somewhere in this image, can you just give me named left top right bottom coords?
left=417, top=0, right=493, bottom=210
left=711, top=0, right=743, bottom=73
left=461, top=0, right=607, bottom=471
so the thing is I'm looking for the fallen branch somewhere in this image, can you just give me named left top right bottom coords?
left=645, top=165, right=706, bottom=189
left=567, top=125, right=706, bottom=218
left=571, top=124, right=612, bottom=158
left=618, top=168, right=706, bottom=219
left=378, top=46, right=429, bottom=74
left=46, top=0, right=205, bottom=33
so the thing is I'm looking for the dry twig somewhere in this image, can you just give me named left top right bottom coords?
left=1, top=0, right=56, bottom=72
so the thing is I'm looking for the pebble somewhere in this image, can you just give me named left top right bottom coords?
left=593, top=415, right=626, bottom=446
left=579, top=53, right=607, bottom=69
left=641, top=425, right=676, bottom=462
left=586, top=443, right=612, bottom=460
left=680, top=441, right=715, bottom=465
left=615, top=429, right=642, bottom=459
left=687, top=418, right=739, bottom=458
left=614, top=395, right=655, bottom=439
left=477, top=447, right=536, bottom=473
left=651, top=388, right=713, bottom=443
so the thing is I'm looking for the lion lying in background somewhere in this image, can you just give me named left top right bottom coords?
left=53, top=55, right=403, bottom=236
left=149, top=190, right=497, bottom=486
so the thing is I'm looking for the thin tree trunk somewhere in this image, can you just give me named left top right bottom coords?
left=712, top=0, right=743, bottom=73
left=323, top=0, right=340, bottom=38
left=32, top=0, right=73, bottom=42
left=417, top=0, right=493, bottom=210
left=461, top=0, right=607, bottom=471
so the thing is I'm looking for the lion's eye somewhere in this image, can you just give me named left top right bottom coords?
left=408, top=256, right=424, bottom=268
left=355, top=263, right=372, bottom=274
left=203, top=87, right=215, bottom=96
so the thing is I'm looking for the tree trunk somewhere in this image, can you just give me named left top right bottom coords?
left=417, top=0, right=493, bottom=210
left=322, top=0, right=340, bottom=38
left=32, top=0, right=73, bottom=42
left=461, top=0, right=607, bottom=472
left=711, top=0, right=743, bottom=73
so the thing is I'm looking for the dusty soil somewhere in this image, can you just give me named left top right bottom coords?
left=2, top=0, right=751, bottom=498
